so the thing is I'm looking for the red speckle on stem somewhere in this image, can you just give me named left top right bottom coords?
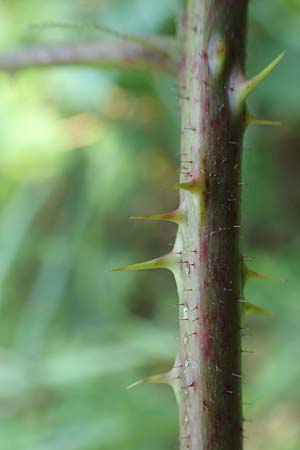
left=181, top=171, right=193, bottom=177
left=204, top=97, right=210, bottom=113
left=210, top=117, right=218, bottom=130
left=153, top=258, right=162, bottom=267
left=180, top=435, right=191, bottom=442
left=183, top=380, right=197, bottom=391
left=188, top=331, right=198, bottom=338
left=162, top=211, right=177, bottom=220
left=203, top=279, right=209, bottom=289
left=202, top=399, right=209, bottom=410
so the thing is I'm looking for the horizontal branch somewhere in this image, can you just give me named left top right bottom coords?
left=0, top=37, right=177, bottom=76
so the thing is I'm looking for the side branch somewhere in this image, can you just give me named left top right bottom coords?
left=0, top=37, right=177, bottom=75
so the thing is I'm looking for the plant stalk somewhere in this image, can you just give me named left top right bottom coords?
left=0, top=5, right=284, bottom=450
left=175, top=1, right=249, bottom=449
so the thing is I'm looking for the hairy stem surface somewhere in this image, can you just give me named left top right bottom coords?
left=175, top=1, right=248, bottom=449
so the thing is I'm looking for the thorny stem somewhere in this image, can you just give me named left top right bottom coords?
left=1, top=5, right=282, bottom=450
left=175, top=1, right=248, bottom=449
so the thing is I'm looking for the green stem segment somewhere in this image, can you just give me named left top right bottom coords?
left=176, top=1, right=248, bottom=449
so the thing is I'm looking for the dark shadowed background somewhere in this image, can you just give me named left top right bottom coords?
left=0, top=1, right=299, bottom=449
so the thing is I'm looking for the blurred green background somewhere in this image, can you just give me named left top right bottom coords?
left=0, top=1, right=299, bottom=449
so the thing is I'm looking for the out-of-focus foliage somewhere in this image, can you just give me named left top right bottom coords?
left=0, top=1, right=299, bottom=450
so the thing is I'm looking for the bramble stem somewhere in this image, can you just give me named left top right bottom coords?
left=175, top=1, right=248, bottom=449
left=2, top=6, right=281, bottom=449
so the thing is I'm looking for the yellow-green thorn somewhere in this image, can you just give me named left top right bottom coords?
left=130, top=208, right=186, bottom=225
left=243, top=301, right=272, bottom=317
left=246, top=115, right=281, bottom=127
left=108, top=253, right=176, bottom=273
left=243, top=265, right=285, bottom=283
left=239, top=51, right=285, bottom=104
left=177, top=181, right=196, bottom=192
left=127, top=369, right=180, bottom=403
left=127, top=379, right=145, bottom=390
left=172, top=178, right=204, bottom=195
left=127, top=372, right=170, bottom=390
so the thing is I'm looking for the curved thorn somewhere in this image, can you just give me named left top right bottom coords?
left=243, top=301, right=272, bottom=317
left=243, top=265, right=285, bottom=282
left=130, top=208, right=186, bottom=225
left=127, top=379, right=145, bottom=390
left=108, top=253, right=176, bottom=273
left=239, top=51, right=285, bottom=104
left=231, top=52, right=285, bottom=114
left=177, top=181, right=197, bottom=192
left=172, top=178, right=204, bottom=195
left=127, top=373, right=173, bottom=389
left=127, top=370, right=181, bottom=403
